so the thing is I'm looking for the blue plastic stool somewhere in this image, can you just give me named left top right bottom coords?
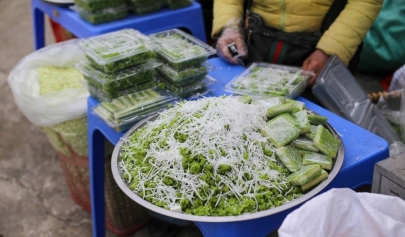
left=31, top=0, right=207, bottom=50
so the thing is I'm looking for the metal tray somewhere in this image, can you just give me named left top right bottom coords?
left=111, top=110, right=344, bottom=223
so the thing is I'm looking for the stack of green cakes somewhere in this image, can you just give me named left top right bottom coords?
left=73, top=0, right=129, bottom=24
left=77, top=29, right=181, bottom=132
left=149, top=29, right=217, bottom=99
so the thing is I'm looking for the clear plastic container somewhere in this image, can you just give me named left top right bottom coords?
left=149, top=29, right=216, bottom=70
left=166, top=0, right=192, bottom=9
left=95, top=87, right=180, bottom=121
left=72, top=5, right=128, bottom=25
left=157, top=75, right=216, bottom=98
left=85, top=80, right=157, bottom=102
left=76, top=59, right=160, bottom=96
left=128, top=0, right=164, bottom=15
left=77, top=29, right=156, bottom=73
left=74, top=0, right=126, bottom=12
left=225, top=62, right=314, bottom=99
left=312, top=55, right=400, bottom=144
left=155, top=62, right=213, bottom=87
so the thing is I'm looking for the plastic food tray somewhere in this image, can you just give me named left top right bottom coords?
left=77, top=29, right=156, bottom=73
left=76, top=59, right=160, bottom=95
left=149, top=29, right=216, bottom=70
left=128, top=0, right=164, bottom=15
left=74, top=0, right=126, bottom=12
left=225, top=62, right=314, bottom=99
left=312, top=55, right=400, bottom=144
left=167, top=0, right=192, bottom=9
left=157, top=75, right=216, bottom=99
left=155, top=62, right=213, bottom=87
left=71, top=5, right=128, bottom=25
left=85, top=80, right=157, bottom=102
left=94, top=87, right=181, bottom=122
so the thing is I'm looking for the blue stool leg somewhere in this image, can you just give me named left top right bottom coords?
left=89, top=129, right=106, bottom=237
left=32, top=2, right=45, bottom=50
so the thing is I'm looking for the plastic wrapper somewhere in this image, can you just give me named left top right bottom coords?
left=376, top=89, right=405, bottom=156
left=77, top=29, right=156, bottom=73
left=74, top=0, right=126, bottom=12
left=225, top=62, right=313, bottom=99
left=8, top=39, right=88, bottom=127
left=166, top=0, right=192, bottom=9
left=279, top=188, right=405, bottom=237
left=149, top=29, right=216, bottom=70
left=155, top=62, right=212, bottom=87
left=75, top=58, right=160, bottom=96
left=312, top=55, right=401, bottom=144
left=72, top=5, right=128, bottom=25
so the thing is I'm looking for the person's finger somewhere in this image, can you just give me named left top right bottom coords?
left=234, top=35, right=247, bottom=56
left=302, top=58, right=310, bottom=70
left=216, top=39, right=239, bottom=64
left=306, top=70, right=320, bottom=88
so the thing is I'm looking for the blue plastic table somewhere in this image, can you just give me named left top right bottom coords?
left=31, top=0, right=206, bottom=50
left=88, top=57, right=390, bottom=237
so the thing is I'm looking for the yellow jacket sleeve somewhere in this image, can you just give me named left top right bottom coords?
left=212, top=0, right=245, bottom=38
left=316, top=0, right=383, bottom=65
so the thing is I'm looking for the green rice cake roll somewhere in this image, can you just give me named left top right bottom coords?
left=308, top=114, right=328, bottom=125
left=275, top=145, right=303, bottom=172
left=301, top=169, right=328, bottom=192
left=261, top=116, right=301, bottom=148
left=291, top=137, right=319, bottom=152
left=303, top=125, right=318, bottom=140
left=313, top=125, right=341, bottom=158
left=287, top=164, right=322, bottom=186
left=302, top=152, right=332, bottom=170
left=266, top=102, right=295, bottom=119
left=294, top=110, right=310, bottom=133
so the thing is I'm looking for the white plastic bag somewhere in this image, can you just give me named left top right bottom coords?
left=279, top=188, right=405, bottom=237
left=7, top=39, right=88, bottom=127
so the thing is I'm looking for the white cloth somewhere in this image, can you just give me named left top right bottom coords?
left=279, top=188, right=405, bottom=237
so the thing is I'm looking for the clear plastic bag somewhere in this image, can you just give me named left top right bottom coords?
left=376, top=89, right=405, bottom=156
left=7, top=39, right=89, bottom=127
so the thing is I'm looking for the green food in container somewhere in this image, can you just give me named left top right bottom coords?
left=77, top=29, right=156, bottom=73
left=149, top=29, right=216, bottom=70
left=156, top=63, right=209, bottom=87
left=157, top=75, right=215, bottom=99
left=225, top=62, right=314, bottom=99
left=76, top=59, right=160, bottom=97
left=166, top=0, right=192, bottom=9
left=74, top=0, right=126, bottom=12
left=128, top=0, right=164, bottom=15
left=73, top=5, right=128, bottom=25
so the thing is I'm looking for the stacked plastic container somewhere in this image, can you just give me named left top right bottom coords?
left=225, top=62, right=314, bottom=99
left=76, top=29, right=180, bottom=132
left=312, top=55, right=401, bottom=144
left=73, top=0, right=129, bottom=24
left=149, top=29, right=217, bottom=99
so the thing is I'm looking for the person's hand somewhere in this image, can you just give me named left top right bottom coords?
left=302, top=49, right=329, bottom=87
left=216, top=27, right=247, bottom=65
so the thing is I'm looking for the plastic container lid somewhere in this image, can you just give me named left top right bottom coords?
left=77, top=29, right=156, bottom=66
left=225, top=62, right=314, bottom=99
left=155, top=62, right=213, bottom=87
left=95, top=87, right=181, bottom=121
left=312, top=55, right=400, bottom=144
left=149, top=29, right=216, bottom=66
